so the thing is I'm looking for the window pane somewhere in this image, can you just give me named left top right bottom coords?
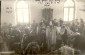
left=64, top=0, right=74, bottom=7
left=23, top=9, right=29, bottom=23
left=64, top=8, right=69, bottom=21
left=69, top=8, right=74, bottom=21
left=17, top=1, right=28, bottom=9
left=17, top=9, right=24, bottom=23
left=17, top=1, right=29, bottom=24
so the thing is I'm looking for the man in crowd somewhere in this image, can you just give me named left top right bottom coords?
left=80, top=18, right=84, bottom=35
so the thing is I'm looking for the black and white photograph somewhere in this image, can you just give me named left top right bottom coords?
left=0, top=0, right=85, bottom=55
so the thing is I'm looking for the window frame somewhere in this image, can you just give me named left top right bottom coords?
left=64, top=0, right=75, bottom=21
left=14, top=0, right=29, bottom=24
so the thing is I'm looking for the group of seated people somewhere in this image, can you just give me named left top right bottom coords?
left=0, top=18, right=85, bottom=55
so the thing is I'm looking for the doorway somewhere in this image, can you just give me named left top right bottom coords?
left=42, top=8, right=53, bottom=22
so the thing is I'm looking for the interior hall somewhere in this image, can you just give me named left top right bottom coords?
left=0, top=0, right=85, bottom=55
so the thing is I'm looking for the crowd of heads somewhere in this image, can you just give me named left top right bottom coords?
left=1, top=18, right=85, bottom=33
left=0, top=18, right=85, bottom=54
left=1, top=18, right=85, bottom=44
left=39, top=18, right=84, bottom=33
left=1, top=18, right=85, bottom=45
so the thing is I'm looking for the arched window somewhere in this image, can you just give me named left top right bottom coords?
left=16, top=0, right=29, bottom=23
left=64, top=0, right=75, bottom=21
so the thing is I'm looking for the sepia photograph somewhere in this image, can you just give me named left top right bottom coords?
left=0, top=0, right=85, bottom=55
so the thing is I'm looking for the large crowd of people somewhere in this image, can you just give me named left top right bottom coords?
left=0, top=18, right=85, bottom=55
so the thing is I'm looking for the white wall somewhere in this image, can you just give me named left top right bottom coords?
left=1, top=0, right=64, bottom=25
left=1, top=0, right=85, bottom=25
left=1, top=1, right=15, bottom=25
left=75, top=1, right=85, bottom=21
left=29, top=1, right=64, bottom=23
